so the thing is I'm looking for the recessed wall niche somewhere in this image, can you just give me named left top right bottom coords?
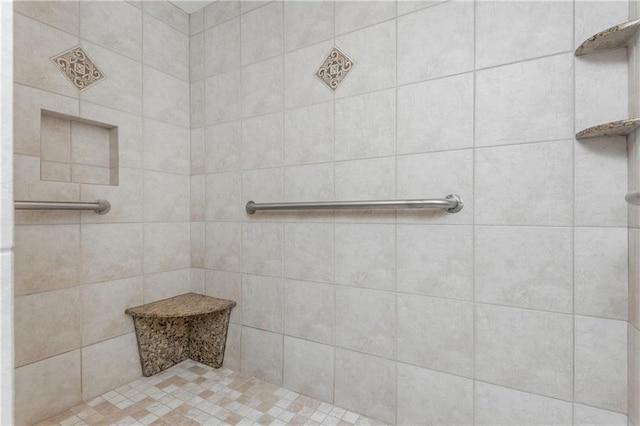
left=40, top=110, right=119, bottom=186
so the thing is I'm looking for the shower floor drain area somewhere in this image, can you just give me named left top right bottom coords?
left=38, top=359, right=384, bottom=426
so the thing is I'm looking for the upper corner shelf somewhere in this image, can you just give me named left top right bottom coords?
left=575, top=17, right=640, bottom=56
left=576, top=118, right=640, bottom=139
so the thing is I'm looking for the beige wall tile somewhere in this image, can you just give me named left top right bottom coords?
left=143, top=14, right=189, bottom=81
left=475, top=226, right=573, bottom=313
left=284, top=102, right=334, bottom=166
left=283, top=336, right=334, bottom=403
left=80, top=1, right=142, bottom=61
left=242, top=222, right=283, bottom=277
left=142, top=66, right=189, bottom=127
left=143, top=119, right=190, bottom=175
left=335, top=1, right=394, bottom=35
left=574, top=404, right=628, bottom=426
left=204, top=17, right=240, bottom=77
left=143, top=171, right=190, bottom=222
left=80, top=41, right=142, bottom=116
left=79, top=101, right=143, bottom=169
left=190, top=31, right=204, bottom=81
left=81, top=223, right=143, bottom=283
left=475, top=1, right=572, bottom=69
left=14, top=84, right=78, bottom=157
left=15, top=350, right=82, bottom=426
left=223, top=322, right=242, bottom=371
left=475, top=140, right=573, bottom=226
left=397, top=225, right=473, bottom=301
left=143, top=0, right=189, bottom=35
left=143, top=268, right=191, bottom=303
left=204, top=0, right=240, bottom=28
left=15, top=288, right=81, bottom=366
left=475, top=382, right=572, bottom=426
left=81, top=276, right=143, bottom=346
left=335, top=89, right=395, bottom=161
left=70, top=121, right=110, bottom=168
left=335, top=21, right=396, bottom=99
left=335, top=349, right=396, bottom=424
left=240, top=2, right=282, bottom=66
left=191, top=128, right=205, bottom=174
left=13, top=13, right=80, bottom=97
left=191, top=221, right=205, bottom=268
left=284, top=1, right=333, bottom=52
left=205, top=222, right=241, bottom=272
left=475, top=304, right=573, bottom=400
left=335, top=157, right=395, bottom=201
left=335, top=287, right=395, bottom=359
left=205, top=121, right=241, bottom=173
left=190, top=268, right=205, bottom=294
left=575, top=137, right=628, bottom=227
left=284, top=279, right=334, bottom=345
left=143, top=222, right=190, bottom=274
left=397, top=1, right=472, bottom=84
left=14, top=225, right=80, bottom=296
left=80, top=168, right=143, bottom=224
left=241, top=326, right=283, bottom=385
left=81, top=333, right=142, bottom=400
left=205, top=71, right=241, bottom=125
left=40, top=114, right=71, bottom=164
left=241, top=112, right=283, bottom=169
left=41, top=161, right=70, bottom=182
left=397, top=363, right=473, bottom=426
left=14, top=1, right=79, bottom=34
left=205, top=172, right=242, bottom=221
left=476, top=54, right=574, bottom=147
left=397, top=295, right=473, bottom=377
left=241, top=58, right=283, bottom=118
left=241, top=274, right=282, bottom=333
left=629, top=324, right=640, bottom=426
left=284, top=223, right=333, bottom=283
left=575, top=227, right=628, bottom=320
left=205, top=270, right=242, bottom=323
left=397, top=73, right=474, bottom=155
left=283, top=41, right=334, bottom=110
left=396, top=149, right=473, bottom=225
left=575, top=316, right=627, bottom=413
left=334, top=224, right=395, bottom=291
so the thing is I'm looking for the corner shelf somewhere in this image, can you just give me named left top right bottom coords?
left=575, top=17, right=640, bottom=56
left=576, top=118, right=640, bottom=139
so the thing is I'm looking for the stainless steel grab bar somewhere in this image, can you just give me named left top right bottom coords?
left=626, top=191, right=640, bottom=205
left=246, top=194, right=463, bottom=214
left=14, top=199, right=111, bottom=214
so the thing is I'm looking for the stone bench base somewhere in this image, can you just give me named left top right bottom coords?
left=126, top=293, right=236, bottom=377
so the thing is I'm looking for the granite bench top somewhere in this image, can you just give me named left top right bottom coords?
left=125, top=293, right=236, bottom=319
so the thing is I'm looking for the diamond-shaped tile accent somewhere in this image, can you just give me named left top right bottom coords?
left=51, top=46, right=105, bottom=91
left=315, top=46, right=355, bottom=92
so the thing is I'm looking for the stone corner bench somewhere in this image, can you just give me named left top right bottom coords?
left=125, top=293, right=236, bottom=377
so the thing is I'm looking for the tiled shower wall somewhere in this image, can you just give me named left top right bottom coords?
left=12, top=2, right=192, bottom=424
left=628, top=2, right=640, bottom=426
left=191, top=0, right=633, bottom=424
left=1, top=1, right=14, bottom=425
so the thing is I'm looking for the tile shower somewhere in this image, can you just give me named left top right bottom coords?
left=2, top=0, right=640, bottom=425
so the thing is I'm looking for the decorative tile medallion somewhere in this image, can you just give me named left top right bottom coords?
left=315, top=46, right=355, bottom=92
left=51, top=46, right=105, bottom=91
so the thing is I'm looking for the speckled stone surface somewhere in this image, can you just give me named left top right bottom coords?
left=576, top=118, right=640, bottom=139
left=126, top=293, right=236, bottom=377
left=575, top=17, right=640, bottom=56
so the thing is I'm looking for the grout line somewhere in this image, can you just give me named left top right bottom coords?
left=471, top=0, right=477, bottom=422
left=393, top=1, right=399, bottom=422
left=331, top=0, right=338, bottom=407
left=571, top=0, right=577, bottom=418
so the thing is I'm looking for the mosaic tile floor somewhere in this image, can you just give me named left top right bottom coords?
left=38, top=360, right=384, bottom=426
